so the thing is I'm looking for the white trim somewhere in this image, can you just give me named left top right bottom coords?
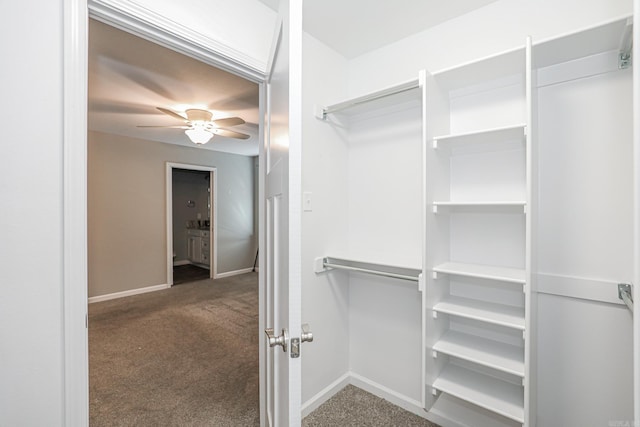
left=173, top=259, right=191, bottom=267
left=166, top=163, right=218, bottom=286
left=88, top=0, right=266, bottom=81
left=301, top=373, right=350, bottom=417
left=215, top=268, right=255, bottom=279
left=348, top=372, right=426, bottom=419
left=63, top=0, right=89, bottom=425
left=88, top=283, right=170, bottom=304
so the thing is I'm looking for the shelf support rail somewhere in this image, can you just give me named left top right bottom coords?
left=316, top=80, right=420, bottom=120
left=618, top=283, right=634, bottom=313
left=314, top=256, right=422, bottom=283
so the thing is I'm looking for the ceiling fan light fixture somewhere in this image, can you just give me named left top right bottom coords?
left=185, top=127, right=213, bottom=144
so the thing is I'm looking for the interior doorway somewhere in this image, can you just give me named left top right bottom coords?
left=167, top=164, right=217, bottom=286
left=84, top=15, right=263, bottom=425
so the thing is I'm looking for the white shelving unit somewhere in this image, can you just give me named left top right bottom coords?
left=423, top=37, right=532, bottom=425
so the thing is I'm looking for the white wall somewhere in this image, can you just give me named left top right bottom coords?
left=300, top=32, right=351, bottom=406
left=0, top=0, right=65, bottom=424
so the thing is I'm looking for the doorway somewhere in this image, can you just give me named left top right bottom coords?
left=84, top=14, right=264, bottom=425
left=167, top=164, right=217, bottom=285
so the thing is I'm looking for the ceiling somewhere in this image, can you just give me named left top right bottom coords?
left=89, top=1, right=500, bottom=156
left=88, top=20, right=260, bottom=156
left=260, top=0, right=501, bottom=58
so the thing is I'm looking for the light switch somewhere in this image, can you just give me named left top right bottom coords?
left=303, top=191, right=312, bottom=212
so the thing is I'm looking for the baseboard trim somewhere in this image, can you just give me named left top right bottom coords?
left=348, top=372, right=426, bottom=419
left=215, top=267, right=254, bottom=279
left=301, top=372, right=351, bottom=417
left=173, top=259, right=191, bottom=266
left=88, top=283, right=170, bottom=304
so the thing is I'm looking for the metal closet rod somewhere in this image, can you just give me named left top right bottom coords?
left=322, top=257, right=421, bottom=282
left=321, top=79, right=420, bottom=118
left=618, top=283, right=634, bottom=313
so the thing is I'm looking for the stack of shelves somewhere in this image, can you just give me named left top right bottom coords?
left=423, top=42, right=532, bottom=426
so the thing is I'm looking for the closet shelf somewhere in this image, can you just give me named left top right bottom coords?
left=433, top=363, right=525, bottom=423
left=433, top=262, right=526, bottom=284
left=433, top=296, right=525, bottom=330
left=433, top=330, right=525, bottom=377
left=315, top=256, right=422, bottom=283
left=432, top=123, right=526, bottom=148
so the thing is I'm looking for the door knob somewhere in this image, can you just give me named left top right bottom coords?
left=264, top=327, right=288, bottom=352
left=301, top=323, right=313, bottom=343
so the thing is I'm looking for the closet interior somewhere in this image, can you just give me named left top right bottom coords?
left=309, top=14, right=634, bottom=427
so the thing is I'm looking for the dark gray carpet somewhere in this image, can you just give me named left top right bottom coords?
left=303, top=385, right=439, bottom=427
left=89, top=273, right=259, bottom=426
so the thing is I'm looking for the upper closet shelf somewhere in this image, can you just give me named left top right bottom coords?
left=532, top=17, right=632, bottom=69
left=432, top=46, right=525, bottom=91
left=432, top=124, right=526, bottom=148
left=433, top=262, right=526, bottom=284
left=316, top=78, right=421, bottom=120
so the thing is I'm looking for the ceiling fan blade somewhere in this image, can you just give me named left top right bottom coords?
left=137, top=125, right=190, bottom=129
left=211, top=117, right=245, bottom=127
left=213, top=128, right=251, bottom=140
left=157, top=107, right=187, bottom=121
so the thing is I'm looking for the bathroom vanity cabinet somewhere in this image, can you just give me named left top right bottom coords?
left=187, top=229, right=210, bottom=267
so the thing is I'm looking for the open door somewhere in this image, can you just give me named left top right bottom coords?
left=259, top=0, right=304, bottom=426
left=634, top=1, right=640, bottom=422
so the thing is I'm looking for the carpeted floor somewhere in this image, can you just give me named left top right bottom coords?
left=89, top=273, right=259, bottom=426
left=89, top=272, right=439, bottom=426
left=302, top=385, right=439, bottom=427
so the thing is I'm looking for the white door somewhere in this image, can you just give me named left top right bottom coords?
left=260, top=0, right=303, bottom=426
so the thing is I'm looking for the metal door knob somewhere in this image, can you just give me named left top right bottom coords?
left=264, top=327, right=288, bottom=352
left=301, top=323, right=313, bottom=343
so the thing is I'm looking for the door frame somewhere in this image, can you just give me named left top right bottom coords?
left=166, top=163, right=218, bottom=284
left=63, top=0, right=268, bottom=423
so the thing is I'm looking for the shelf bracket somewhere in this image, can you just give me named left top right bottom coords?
left=618, top=283, right=634, bottom=313
left=618, top=18, right=633, bottom=69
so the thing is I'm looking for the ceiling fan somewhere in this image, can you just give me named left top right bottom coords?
left=138, top=107, right=250, bottom=144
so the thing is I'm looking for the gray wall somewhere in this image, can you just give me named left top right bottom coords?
left=88, top=130, right=257, bottom=298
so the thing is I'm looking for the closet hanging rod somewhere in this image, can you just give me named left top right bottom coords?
left=618, top=283, right=634, bottom=313
left=316, top=256, right=421, bottom=282
left=318, top=79, right=420, bottom=120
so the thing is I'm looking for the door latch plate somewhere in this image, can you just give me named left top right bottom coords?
left=290, top=337, right=300, bottom=358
